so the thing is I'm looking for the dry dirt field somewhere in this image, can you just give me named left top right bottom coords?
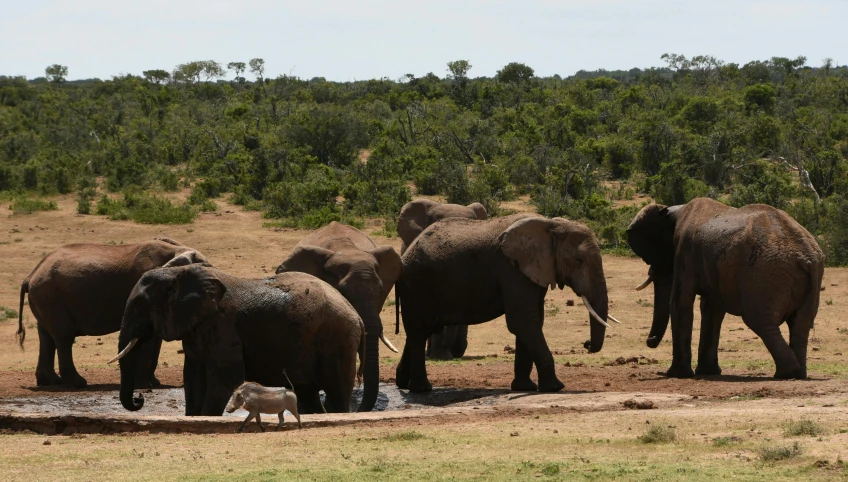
left=1, top=194, right=847, bottom=481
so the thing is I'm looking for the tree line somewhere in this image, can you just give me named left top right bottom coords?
left=1, top=55, right=847, bottom=264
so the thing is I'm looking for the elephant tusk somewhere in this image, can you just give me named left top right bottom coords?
left=607, top=314, right=622, bottom=324
left=581, top=296, right=610, bottom=328
left=635, top=276, right=653, bottom=291
left=107, top=338, right=138, bottom=364
left=380, top=334, right=399, bottom=353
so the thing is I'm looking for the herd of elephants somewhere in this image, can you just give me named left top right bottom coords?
left=15, top=197, right=824, bottom=417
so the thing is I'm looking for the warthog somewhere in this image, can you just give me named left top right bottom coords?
left=226, top=381, right=302, bottom=432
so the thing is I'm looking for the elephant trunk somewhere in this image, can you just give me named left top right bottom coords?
left=118, top=333, right=144, bottom=411
left=583, top=290, right=608, bottom=353
left=357, top=329, right=380, bottom=412
left=646, top=274, right=673, bottom=348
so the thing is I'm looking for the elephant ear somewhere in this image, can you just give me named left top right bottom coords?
left=467, top=202, right=488, bottom=220
left=276, top=245, right=336, bottom=283
left=499, top=217, right=556, bottom=288
left=163, top=250, right=208, bottom=268
left=371, top=245, right=403, bottom=303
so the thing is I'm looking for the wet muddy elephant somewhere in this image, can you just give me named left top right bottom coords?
left=627, top=198, right=824, bottom=379
left=275, top=221, right=402, bottom=412
left=397, top=199, right=488, bottom=360
left=19, top=238, right=207, bottom=388
left=396, top=214, right=619, bottom=393
left=114, top=267, right=365, bottom=416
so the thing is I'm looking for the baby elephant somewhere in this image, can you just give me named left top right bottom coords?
left=226, top=382, right=302, bottom=432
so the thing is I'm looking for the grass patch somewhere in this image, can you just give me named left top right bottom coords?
left=9, top=197, right=58, bottom=214
left=757, top=441, right=803, bottom=462
left=638, top=425, right=677, bottom=444
left=784, top=419, right=825, bottom=437
left=96, top=192, right=196, bottom=224
left=0, top=306, right=18, bottom=322
left=262, top=208, right=365, bottom=230
left=712, top=436, right=743, bottom=447
left=383, top=430, right=425, bottom=442
left=384, top=297, right=396, bottom=307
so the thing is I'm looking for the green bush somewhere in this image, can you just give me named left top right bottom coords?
left=9, top=197, right=58, bottom=214
left=784, top=419, right=825, bottom=437
left=757, top=442, right=802, bottom=462
left=96, top=192, right=196, bottom=224
left=76, top=187, right=96, bottom=215
left=0, top=306, right=18, bottom=322
left=262, top=207, right=364, bottom=230
left=637, top=425, right=677, bottom=444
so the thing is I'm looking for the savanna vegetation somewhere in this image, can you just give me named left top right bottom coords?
left=2, top=55, right=848, bottom=263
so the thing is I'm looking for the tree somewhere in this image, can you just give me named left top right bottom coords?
left=45, top=64, right=68, bottom=84
left=446, top=60, right=472, bottom=81
left=495, top=62, right=534, bottom=85
left=249, top=58, right=265, bottom=83
left=228, top=62, right=247, bottom=83
left=142, top=69, right=171, bottom=84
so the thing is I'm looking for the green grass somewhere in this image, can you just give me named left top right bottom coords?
left=0, top=306, right=18, bottom=322
left=757, top=442, right=803, bottom=462
left=9, top=197, right=58, bottom=214
left=712, top=436, right=743, bottom=447
left=382, top=431, right=425, bottom=442
left=784, top=419, right=825, bottom=437
left=96, top=192, right=196, bottom=224
left=638, top=425, right=677, bottom=444
left=262, top=209, right=365, bottom=230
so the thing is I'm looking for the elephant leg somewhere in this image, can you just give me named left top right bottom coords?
left=666, top=281, right=696, bottom=378
left=426, top=328, right=454, bottom=361
left=35, top=325, right=62, bottom=386
left=395, top=340, right=411, bottom=389
left=504, top=291, right=562, bottom=393
left=450, top=324, right=469, bottom=359
left=695, top=296, right=726, bottom=376
left=324, top=389, right=352, bottom=414
left=786, top=313, right=810, bottom=380
left=510, top=337, right=537, bottom=392
left=406, top=332, right=432, bottom=392
left=201, top=363, right=244, bottom=416
left=183, top=357, right=207, bottom=416
left=55, top=335, right=87, bottom=388
left=135, top=337, right=163, bottom=389
left=295, top=385, right=325, bottom=414
left=744, top=315, right=801, bottom=379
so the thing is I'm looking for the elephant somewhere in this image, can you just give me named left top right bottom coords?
left=395, top=213, right=620, bottom=393
left=397, top=199, right=488, bottom=360
left=113, top=266, right=366, bottom=416
left=17, top=238, right=207, bottom=388
left=275, top=221, right=402, bottom=412
left=626, top=198, right=824, bottom=379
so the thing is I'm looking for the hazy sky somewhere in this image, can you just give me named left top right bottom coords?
left=2, top=0, right=846, bottom=81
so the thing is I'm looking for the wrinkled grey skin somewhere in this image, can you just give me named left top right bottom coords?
left=397, top=199, right=487, bottom=360
left=226, top=381, right=302, bottom=432
left=117, top=267, right=364, bottom=416
left=396, top=214, right=610, bottom=393
left=627, top=198, right=824, bottom=379
left=276, top=222, right=402, bottom=413
left=18, top=238, right=206, bottom=388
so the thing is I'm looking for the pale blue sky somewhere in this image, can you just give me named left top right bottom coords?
left=2, top=0, right=846, bottom=81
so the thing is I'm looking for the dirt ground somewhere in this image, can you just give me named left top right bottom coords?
left=1, top=194, right=847, bottom=480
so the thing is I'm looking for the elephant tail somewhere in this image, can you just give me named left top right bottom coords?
left=395, top=292, right=401, bottom=335
left=17, top=280, right=28, bottom=349
left=799, top=258, right=825, bottom=329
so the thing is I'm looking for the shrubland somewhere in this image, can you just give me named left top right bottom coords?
left=1, top=55, right=847, bottom=263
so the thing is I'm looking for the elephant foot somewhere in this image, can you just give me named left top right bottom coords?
left=695, top=364, right=722, bottom=376
left=36, top=370, right=63, bottom=386
left=149, top=376, right=163, bottom=389
left=61, top=374, right=88, bottom=389
left=395, top=366, right=410, bottom=390
left=408, top=379, right=433, bottom=393
left=538, top=378, right=565, bottom=393
left=774, top=366, right=806, bottom=380
left=510, top=377, right=538, bottom=392
left=665, top=364, right=694, bottom=379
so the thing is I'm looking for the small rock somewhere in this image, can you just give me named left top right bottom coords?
left=177, top=349, right=185, bottom=354
left=43, top=440, right=51, bottom=445
left=831, top=283, right=838, bottom=287
left=812, top=346, right=820, bottom=351
left=604, top=382, right=611, bottom=387
left=566, top=300, right=574, bottom=306
left=553, top=430, right=558, bottom=433
left=162, top=362, right=169, bottom=367
left=823, top=404, right=834, bottom=407
left=504, top=345, right=515, bottom=354
left=624, top=399, right=655, bottom=410
left=510, top=432, right=519, bottom=437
